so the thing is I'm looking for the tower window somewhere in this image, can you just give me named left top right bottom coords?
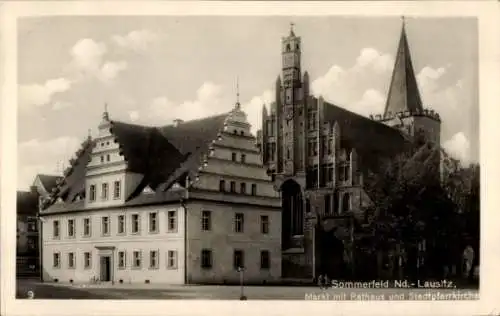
left=296, top=43, right=300, bottom=50
left=286, top=44, right=291, bottom=51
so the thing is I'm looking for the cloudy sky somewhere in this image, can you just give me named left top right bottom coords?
left=17, top=16, right=478, bottom=190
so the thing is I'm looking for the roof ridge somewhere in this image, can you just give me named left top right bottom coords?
left=161, top=112, right=231, bottom=128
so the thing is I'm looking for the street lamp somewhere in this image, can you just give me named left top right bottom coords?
left=237, top=266, right=246, bottom=300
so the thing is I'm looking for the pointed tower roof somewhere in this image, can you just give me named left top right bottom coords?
left=383, top=18, right=424, bottom=116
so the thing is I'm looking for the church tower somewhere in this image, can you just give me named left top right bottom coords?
left=379, top=18, right=441, bottom=146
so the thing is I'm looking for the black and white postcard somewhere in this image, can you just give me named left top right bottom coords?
left=1, top=2, right=499, bottom=316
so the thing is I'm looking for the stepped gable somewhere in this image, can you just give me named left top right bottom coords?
left=319, top=97, right=411, bottom=171
left=157, top=113, right=230, bottom=191
left=109, top=121, right=188, bottom=201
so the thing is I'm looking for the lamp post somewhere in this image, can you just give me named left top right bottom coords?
left=238, top=266, right=246, bottom=300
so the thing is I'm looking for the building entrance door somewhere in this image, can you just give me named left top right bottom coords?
left=100, top=256, right=111, bottom=282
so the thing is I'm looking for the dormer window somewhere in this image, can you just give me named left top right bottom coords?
left=100, top=156, right=104, bottom=163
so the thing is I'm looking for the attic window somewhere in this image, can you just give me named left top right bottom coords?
left=143, top=186, right=154, bottom=194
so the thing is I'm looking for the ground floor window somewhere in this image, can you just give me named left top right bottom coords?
left=84, top=252, right=91, bottom=269
left=133, top=251, right=142, bottom=268
left=167, top=250, right=178, bottom=269
left=260, top=250, right=270, bottom=270
left=53, top=252, right=60, bottom=268
left=68, top=252, right=75, bottom=269
left=118, top=251, right=126, bottom=269
left=149, top=250, right=159, bottom=269
left=233, top=249, right=244, bottom=270
left=201, top=249, right=212, bottom=269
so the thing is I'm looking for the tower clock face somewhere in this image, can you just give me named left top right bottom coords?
left=284, top=55, right=294, bottom=67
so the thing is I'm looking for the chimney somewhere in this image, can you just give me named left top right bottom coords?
left=173, top=119, right=184, bottom=127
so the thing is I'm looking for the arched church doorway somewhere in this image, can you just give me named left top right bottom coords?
left=318, top=228, right=346, bottom=280
left=281, top=179, right=304, bottom=250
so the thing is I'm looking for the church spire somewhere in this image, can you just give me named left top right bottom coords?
left=289, top=22, right=295, bottom=37
left=383, top=17, right=424, bottom=117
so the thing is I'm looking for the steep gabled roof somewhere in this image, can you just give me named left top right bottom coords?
left=109, top=121, right=189, bottom=201
left=319, top=97, right=411, bottom=171
left=34, top=174, right=63, bottom=193
left=43, top=112, right=230, bottom=209
left=383, top=21, right=424, bottom=116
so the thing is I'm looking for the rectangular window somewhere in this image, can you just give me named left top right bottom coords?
left=201, top=249, right=212, bottom=269
left=167, top=250, right=178, bottom=269
left=261, top=215, right=269, bottom=234
left=338, top=163, right=351, bottom=182
left=101, top=216, right=110, bottom=235
left=201, top=211, right=211, bottom=231
left=68, top=219, right=75, bottom=238
left=241, top=154, right=246, bottom=163
left=68, top=252, right=75, bottom=269
left=53, top=252, right=60, bottom=268
left=219, top=180, right=225, bottom=192
left=230, top=181, right=236, bottom=193
left=83, top=218, right=91, bottom=237
left=231, top=152, right=236, bottom=161
left=168, top=211, right=177, bottom=232
left=132, top=214, right=140, bottom=233
left=240, top=183, right=246, bottom=194
left=149, top=212, right=158, bottom=233
left=260, top=250, right=270, bottom=270
left=233, top=249, right=244, bottom=270
left=84, top=252, right=91, bottom=269
left=118, top=251, right=126, bottom=269
left=234, top=213, right=244, bottom=233
left=114, top=181, right=121, bottom=199
left=251, top=184, right=257, bottom=196
left=89, top=185, right=96, bottom=201
left=53, top=220, right=60, bottom=238
left=118, top=215, right=125, bottom=234
left=101, top=183, right=108, bottom=200
left=133, top=251, right=142, bottom=268
left=149, top=250, right=159, bottom=269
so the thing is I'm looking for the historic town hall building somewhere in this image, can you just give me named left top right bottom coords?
left=258, top=22, right=441, bottom=279
left=37, top=21, right=442, bottom=284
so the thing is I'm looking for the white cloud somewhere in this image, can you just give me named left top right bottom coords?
left=19, top=77, right=72, bottom=109
left=112, top=29, right=160, bottom=52
left=417, top=66, right=447, bottom=92
left=354, top=48, right=394, bottom=73
left=99, top=60, right=128, bottom=83
left=128, top=111, right=140, bottom=122
left=311, top=47, right=394, bottom=115
left=70, top=38, right=107, bottom=73
left=18, top=136, right=81, bottom=190
left=351, top=89, right=385, bottom=116
left=443, top=132, right=471, bottom=165
left=242, top=89, right=274, bottom=134
left=69, top=38, right=127, bottom=83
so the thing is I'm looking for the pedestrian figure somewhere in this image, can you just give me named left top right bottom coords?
left=462, top=245, right=474, bottom=279
left=324, top=275, right=330, bottom=289
left=317, top=274, right=324, bottom=289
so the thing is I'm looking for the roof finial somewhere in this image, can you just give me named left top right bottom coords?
left=235, top=76, right=241, bottom=110
left=103, top=102, right=109, bottom=121
left=290, top=22, right=295, bottom=36
left=401, top=15, right=406, bottom=27
left=87, top=129, right=92, bottom=139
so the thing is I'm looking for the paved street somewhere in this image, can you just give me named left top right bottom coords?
left=17, top=278, right=479, bottom=300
